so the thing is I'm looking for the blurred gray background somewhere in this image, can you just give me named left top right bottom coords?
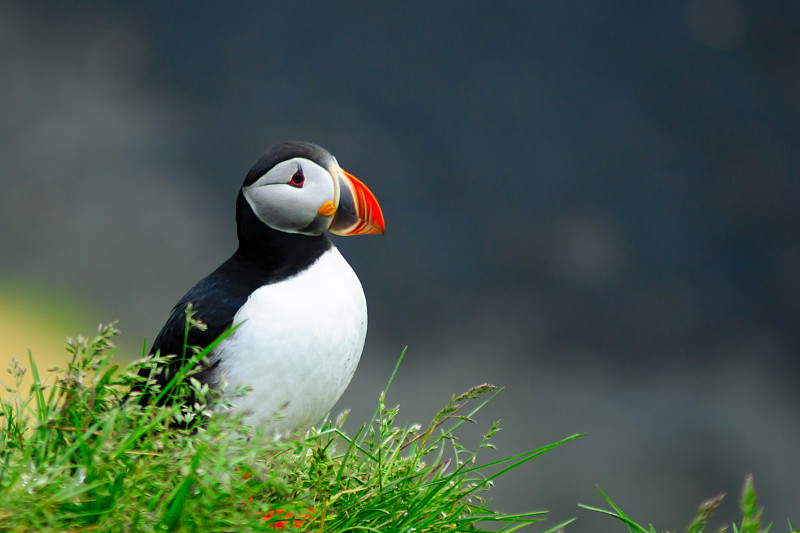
left=1, top=1, right=798, bottom=530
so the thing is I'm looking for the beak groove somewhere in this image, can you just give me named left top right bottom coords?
left=329, top=169, right=385, bottom=236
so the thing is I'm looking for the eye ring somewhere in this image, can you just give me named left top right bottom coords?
left=289, top=168, right=305, bottom=188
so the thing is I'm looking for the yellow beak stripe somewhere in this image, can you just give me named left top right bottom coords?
left=318, top=201, right=336, bottom=216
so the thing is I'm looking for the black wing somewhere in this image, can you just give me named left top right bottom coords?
left=134, top=260, right=255, bottom=403
left=132, top=238, right=332, bottom=406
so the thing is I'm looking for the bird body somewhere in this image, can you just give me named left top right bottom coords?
left=215, top=246, right=366, bottom=432
left=142, top=141, right=384, bottom=436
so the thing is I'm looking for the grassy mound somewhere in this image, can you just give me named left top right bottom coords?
left=0, top=323, right=578, bottom=532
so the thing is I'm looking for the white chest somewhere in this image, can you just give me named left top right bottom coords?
left=214, top=247, right=367, bottom=435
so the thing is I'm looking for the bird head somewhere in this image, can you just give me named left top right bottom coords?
left=240, top=141, right=385, bottom=237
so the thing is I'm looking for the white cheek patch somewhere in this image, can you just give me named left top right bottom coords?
left=243, top=186, right=313, bottom=231
left=242, top=159, right=336, bottom=235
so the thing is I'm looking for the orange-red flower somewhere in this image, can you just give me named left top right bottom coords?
left=261, top=508, right=312, bottom=530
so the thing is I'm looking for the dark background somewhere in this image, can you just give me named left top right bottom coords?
left=2, top=1, right=798, bottom=530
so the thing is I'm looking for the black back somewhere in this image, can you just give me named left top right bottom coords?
left=147, top=221, right=332, bottom=383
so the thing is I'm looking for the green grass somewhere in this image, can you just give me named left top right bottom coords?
left=0, top=322, right=580, bottom=532
left=2, top=322, right=793, bottom=533
left=581, top=467, right=794, bottom=533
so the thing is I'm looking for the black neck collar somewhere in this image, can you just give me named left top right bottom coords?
left=232, top=191, right=332, bottom=280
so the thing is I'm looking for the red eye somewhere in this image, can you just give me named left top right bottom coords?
left=289, top=169, right=305, bottom=188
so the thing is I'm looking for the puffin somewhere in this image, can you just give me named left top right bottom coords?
left=141, top=141, right=384, bottom=435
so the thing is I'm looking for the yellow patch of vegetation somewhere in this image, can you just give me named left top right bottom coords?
left=0, top=282, right=95, bottom=400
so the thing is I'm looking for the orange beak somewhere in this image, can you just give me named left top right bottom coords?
left=329, top=169, right=385, bottom=236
